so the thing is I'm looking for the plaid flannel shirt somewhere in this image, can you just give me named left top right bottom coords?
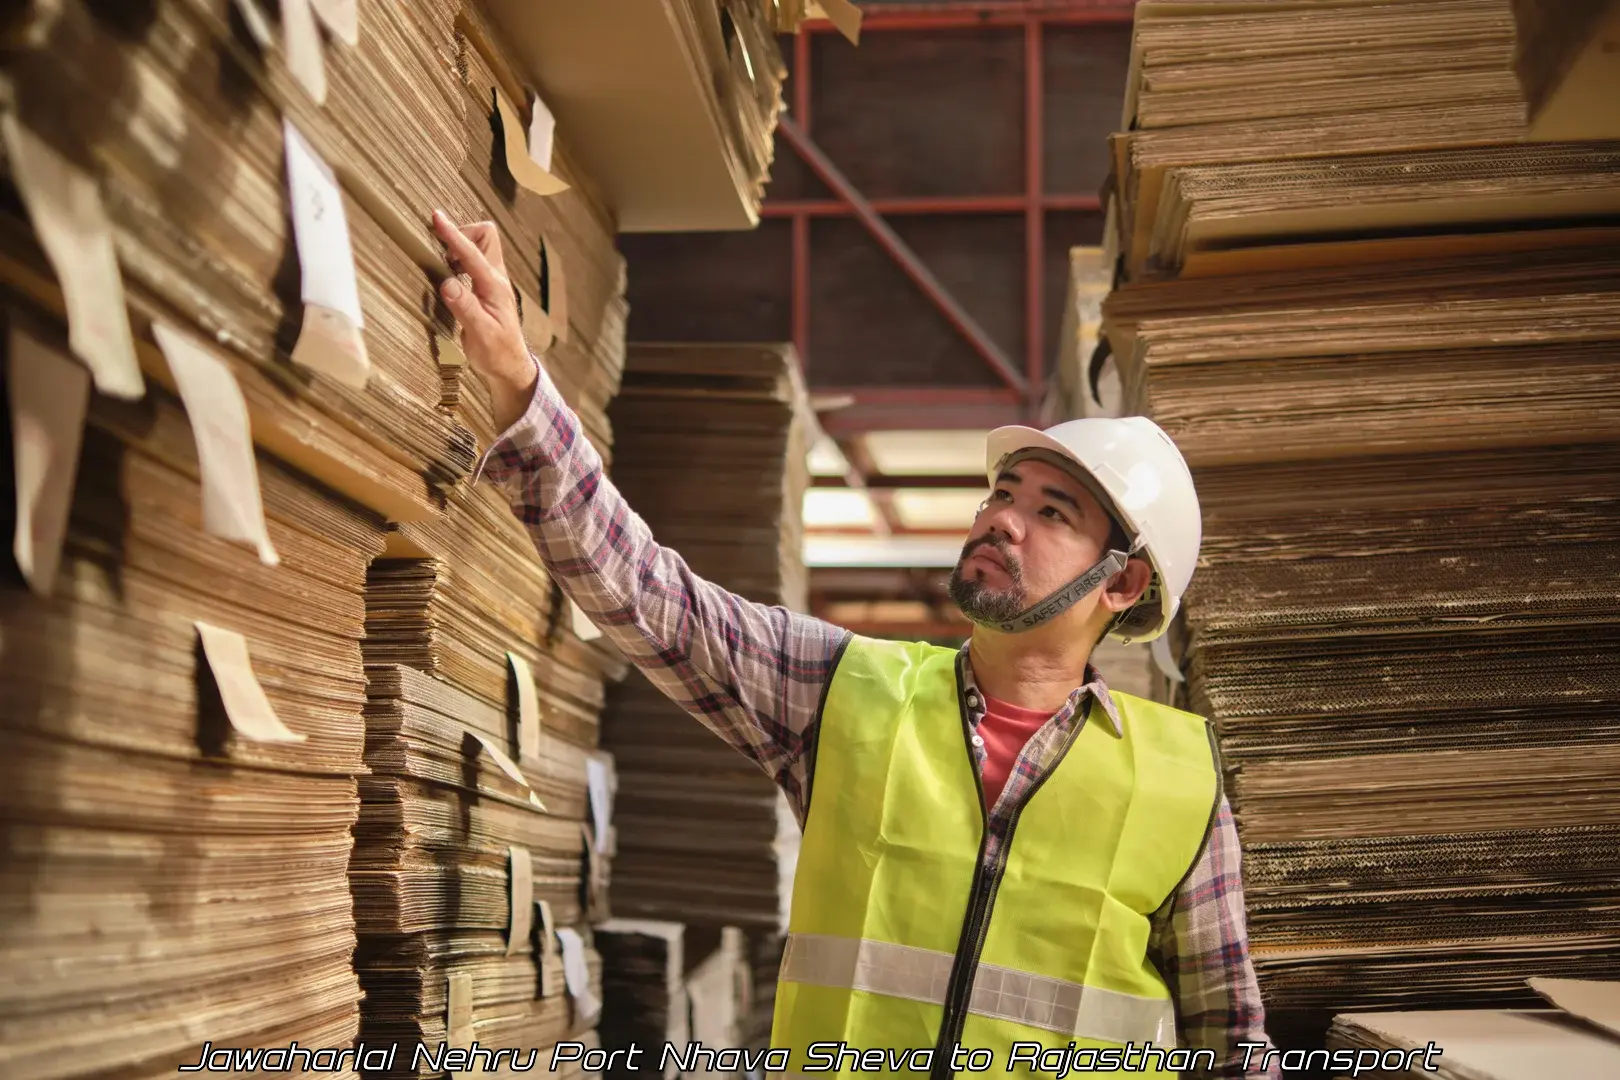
left=477, top=360, right=1282, bottom=1078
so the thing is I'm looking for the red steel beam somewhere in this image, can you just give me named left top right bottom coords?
left=812, top=473, right=988, bottom=489
left=791, top=29, right=813, bottom=367
left=762, top=193, right=1102, bottom=216
left=816, top=386, right=1023, bottom=405
left=817, top=398, right=1027, bottom=435
left=808, top=1, right=1137, bottom=32
left=778, top=115, right=1030, bottom=398
left=1024, top=16, right=1045, bottom=410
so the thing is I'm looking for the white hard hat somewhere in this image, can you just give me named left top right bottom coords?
left=983, top=416, right=1202, bottom=643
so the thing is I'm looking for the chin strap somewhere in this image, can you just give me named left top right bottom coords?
left=970, top=547, right=1133, bottom=635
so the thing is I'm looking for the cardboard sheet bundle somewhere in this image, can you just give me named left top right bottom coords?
left=599, top=343, right=814, bottom=931
left=451, top=2, right=628, bottom=460
left=350, top=660, right=604, bottom=1077
left=1108, top=0, right=1593, bottom=281
left=2, top=1, right=637, bottom=1077
left=0, top=0, right=490, bottom=523
left=594, top=921, right=691, bottom=1079
left=0, top=320, right=387, bottom=1078
left=595, top=922, right=757, bottom=1080
left=1327, top=977, right=1620, bottom=1079
left=1104, top=0, right=1620, bottom=1050
left=348, top=13, right=636, bottom=1067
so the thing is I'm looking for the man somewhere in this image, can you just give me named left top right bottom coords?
left=431, top=211, right=1282, bottom=1079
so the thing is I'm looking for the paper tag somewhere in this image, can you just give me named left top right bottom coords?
left=568, top=597, right=601, bottom=643
left=467, top=731, right=546, bottom=811
left=195, top=621, right=306, bottom=743
left=435, top=329, right=465, bottom=368
left=152, top=322, right=279, bottom=567
left=536, top=899, right=557, bottom=943
left=555, top=928, right=601, bottom=1024
left=507, top=846, right=534, bottom=956
left=581, top=821, right=607, bottom=918
left=309, top=0, right=359, bottom=47
left=507, top=651, right=541, bottom=762
left=586, top=753, right=614, bottom=852
left=494, top=87, right=568, bottom=197
left=526, top=88, right=556, bottom=174
left=819, top=0, right=863, bottom=44
left=540, top=239, right=568, bottom=343
left=8, top=325, right=90, bottom=596
left=446, top=971, right=473, bottom=1045
left=0, top=115, right=143, bottom=401
left=517, top=288, right=553, bottom=355
left=230, top=0, right=275, bottom=48
left=281, top=0, right=327, bottom=104
left=283, top=119, right=369, bottom=389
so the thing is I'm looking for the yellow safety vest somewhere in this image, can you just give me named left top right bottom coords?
left=769, top=636, right=1220, bottom=1078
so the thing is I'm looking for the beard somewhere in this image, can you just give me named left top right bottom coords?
left=948, top=533, right=1027, bottom=624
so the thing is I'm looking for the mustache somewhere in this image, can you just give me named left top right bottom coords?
left=960, top=534, right=1020, bottom=577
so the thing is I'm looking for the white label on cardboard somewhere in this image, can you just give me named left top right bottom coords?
left=518, top=287, right=553, bottom=355
left=0, top=115, right=143, bottom=401
left=231, top=0, right=275, bottom=48
left=507, top=846, right=533, bottom=956
left=526, top=88, right=556, bottom=173
left=468, top=731, right=547, bottom=811
left=586, top=753, right=613, bottom=852
left=536, top=898, right=556, bottom=943
left=446, top=971, right=473, bottom=1045
left=283, top=118, right=369, bottom=389
left=152, top=321, right=279, bottom=567
left=507, top=650, right=541, bottom=762
left=555, top=928, right=601, bottom=1024
left=309, top=0, right=359, bottom=47
left=281, top=0, right=328, bottom=104
left=8, top=325, right=90, bottom=596
left=570, top=597, right=602, bottom=643
left=195, top=621, right=306, bottom=743
left=494, top=87, right=568, bottom=197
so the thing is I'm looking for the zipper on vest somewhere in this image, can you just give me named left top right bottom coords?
left=930, top=679, right=1092, bottom=1080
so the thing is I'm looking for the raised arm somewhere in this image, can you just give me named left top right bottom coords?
left=433, top=212, right=849, bottom=814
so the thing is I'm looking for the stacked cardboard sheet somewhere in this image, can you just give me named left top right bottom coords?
left=595, top=921, right=691, bottom=1079
left=1327, top=978, right=1620, bottom=1079
left=600, top=343, right=814, bottom=930
left=0, top=321, right=385, bottom=1079
left=1112, top=0, right=1563, bottom=280
left=1510, top=0, right=1620, bottom=141
left=1104, top=0, right=1620, bottom=1053
left=3, top=3, right=637, bottom=1078
left=352, top=26, right=630, bottom=1042
left=0, top=0, right=486, bottom=522
left=452, top=2, right=628, bottom=460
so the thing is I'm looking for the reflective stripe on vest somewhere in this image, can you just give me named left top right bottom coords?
left=771, top=635, right=1219, bottom=1077
left=780, top=932, right=1176, bottom=1045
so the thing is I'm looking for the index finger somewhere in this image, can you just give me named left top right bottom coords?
left=432, top=211, right=503, bottom=299
left=461, top=221, right=504, bottom=267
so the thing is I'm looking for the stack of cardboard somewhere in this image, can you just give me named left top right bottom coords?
left=1327, top=978, right=1620, bottom=1079
left=599, top=343, right=814, bottom=931
left=1, top=317, right=384, bottom=1078
left=1510, top=0, right=1620, bottom=141
left=1, top=1, right=629, bottom=1076
left=1104, top=0, right=1620, bottom=1050
left=595, top=921, right=690, bottom=1078
left=348, top=9, right=634, bottom=1075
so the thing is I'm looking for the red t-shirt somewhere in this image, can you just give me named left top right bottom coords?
left=978, top=694, right=1054, bottom=808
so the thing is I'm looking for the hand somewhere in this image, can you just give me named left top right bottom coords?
left=431, top=209, right=539, bottom=434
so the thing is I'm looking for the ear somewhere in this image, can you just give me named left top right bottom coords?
left=1099, top=557, right=1152, bottom=613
